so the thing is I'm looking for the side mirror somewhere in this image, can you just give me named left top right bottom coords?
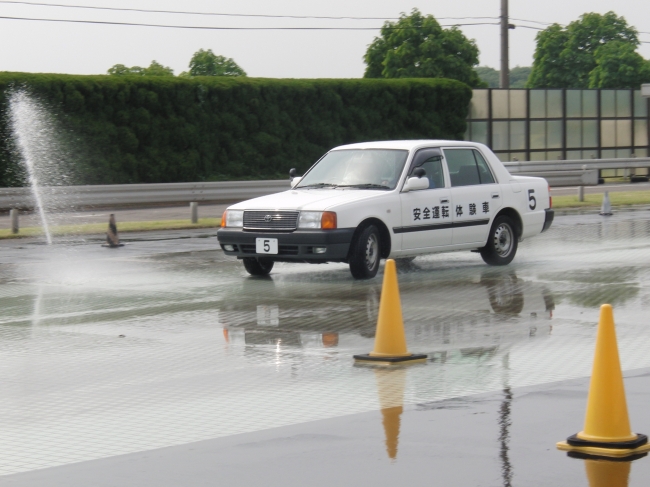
left=290, top=177, right=302, bottom=188
left=403, top=176, right=429, bottom=192
left=289, top=168, right=301, bottom=188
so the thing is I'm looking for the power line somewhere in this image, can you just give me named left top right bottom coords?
left=0, top=14, right=499, bottom=30
left=512, top=16, right=650, bottom=37
left=3, top=2, right=646, bottom=38
left=0, top=1, right=500, bottom=22
left=510, top=17, right=554, bottom=27
left=513, top=25, right=544, bottom=31
left=1, top=2, right=647, bottom=36
left=0, top=7, right=646, bottom=42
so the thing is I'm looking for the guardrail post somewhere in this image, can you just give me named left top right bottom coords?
left=578, top=186, right=585, bottom=202
left=10, top=209, right=19, bottom=234
left=190, top=202, right=198, bottom=224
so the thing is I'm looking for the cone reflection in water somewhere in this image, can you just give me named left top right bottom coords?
left=375, top=367, right=406, bottom=460
left=322, top=332, right=339, bottom=348
left=579, top=304, right=635, bottom=443
left=585, top=459, right=630, bottom=487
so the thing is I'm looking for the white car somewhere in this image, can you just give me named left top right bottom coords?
left=217, top=140, right=554, bottom=279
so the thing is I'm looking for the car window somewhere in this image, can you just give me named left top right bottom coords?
left=296, top=149, right=409, bottom=190
left=445, top=148, right=495, bottom=187
left=408, top=148, right=445, bottom=189
left=473, top=151, right=496, bottom=184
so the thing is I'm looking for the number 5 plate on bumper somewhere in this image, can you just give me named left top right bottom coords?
left=256, top=238, right=278, bottom=254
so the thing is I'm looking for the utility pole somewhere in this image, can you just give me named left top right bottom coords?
left=500, top=0, right=509, bottom=88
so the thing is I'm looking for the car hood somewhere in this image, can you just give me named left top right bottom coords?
left=228, top=188, right=392, bottom=211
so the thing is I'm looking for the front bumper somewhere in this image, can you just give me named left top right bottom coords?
left=217, top=228, right=356, bottom=262
left=542, top=208, right=554, bottom=232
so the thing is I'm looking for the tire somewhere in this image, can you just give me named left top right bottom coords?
left=349, top=225, right=381, bottom=279
left=480, top=216, right=518, bottom=266
left=242, top=257, right=274, bottom=276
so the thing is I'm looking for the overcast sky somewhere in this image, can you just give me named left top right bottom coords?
left=0, top=0, right=649, bottom=78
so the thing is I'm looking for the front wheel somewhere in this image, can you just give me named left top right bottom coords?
left=243, top=257, right=274, bottom=276
left=480, top=216, right=518, bottom=266
left=349, top=225, right=381, bottom=279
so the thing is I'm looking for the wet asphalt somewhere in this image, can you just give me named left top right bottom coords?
left=1, top=207, right=650, bottom=485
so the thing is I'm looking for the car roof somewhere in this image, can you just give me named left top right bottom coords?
left=331, top=140, right=483, bottom=151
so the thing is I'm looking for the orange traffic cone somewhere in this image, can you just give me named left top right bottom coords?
left=557, top=304, right=650, bottom=458
left=375, top=368, right=406, bottom=460
left=354, top=259, right=426, bottom=364
left=584, top=459, right=631, bottom=487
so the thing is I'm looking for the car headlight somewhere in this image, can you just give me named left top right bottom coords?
left=221, top=209, right=244, bottom=228
left=298, top=211, right=337, bottom=229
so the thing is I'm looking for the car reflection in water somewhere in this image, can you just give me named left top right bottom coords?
left=219, top=269, right=555, bottom=358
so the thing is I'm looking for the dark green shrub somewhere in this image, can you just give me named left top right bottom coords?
left=0, top=73, right=471, bottom=186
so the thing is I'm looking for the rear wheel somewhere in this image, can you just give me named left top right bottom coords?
left=243, top=257, right=274, bottom=276
left=349, top=225, right=381, bottom=279
left=480, top=216, right=518, bottom=266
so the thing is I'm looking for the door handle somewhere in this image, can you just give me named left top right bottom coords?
left=491, top=193, right=500, bottom=199
left=440, top=198, right=449, bottom=204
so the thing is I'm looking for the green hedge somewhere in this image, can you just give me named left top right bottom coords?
left=0, top=73, right=471, bottom=186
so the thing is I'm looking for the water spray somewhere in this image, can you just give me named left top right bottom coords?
left=8, top=90, right=56, bottom=245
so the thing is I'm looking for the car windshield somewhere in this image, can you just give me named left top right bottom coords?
left=296, top=149, right=409, bottom=190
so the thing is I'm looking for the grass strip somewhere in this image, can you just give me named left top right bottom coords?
left=0, top=218, right=221, bottom=239
left=2, top=191, right=650, bottom=239
left=552, top=191, right=650, bottom=209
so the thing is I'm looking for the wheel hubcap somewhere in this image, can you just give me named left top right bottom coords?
left=365, top=234, right=379, bottom=269
left=494, top=223, right=513, bottom=257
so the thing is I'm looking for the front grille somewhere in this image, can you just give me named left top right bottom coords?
left=279, top=245, right=299, bottom=255
left=240, top=244, right=256, bottom=254
left=244, top=210, right=299, bottom=231
left=240, top=244, right=299, bottom=255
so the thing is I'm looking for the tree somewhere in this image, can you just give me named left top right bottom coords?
left=143, top=61, right=174, bottom=77
left=509, top=67, right=532, bottom=88
left=474, top=66, right=531, bottom=88
left=363, top=9, right=484, bottom=87
left=527, top=12, right=641, bottom=88
left=589, top=41, right=650, bottom=88
left=475, top=66, right=499, bottom=88
left=107, top=60, right=174, bottom=77
left=185, top=49, right=246, bottom=77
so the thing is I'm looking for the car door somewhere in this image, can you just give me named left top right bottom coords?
left=398, top=148, right=453, bottom=250
left=443, top=148, right=503, bottom=246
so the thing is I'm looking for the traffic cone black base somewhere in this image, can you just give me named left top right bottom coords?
left=567, top=451, right=648, bottom=462
left=557, top=440, right=650, bottom=459
left=353, top=353, right=427, bottom=365
left=567, top=433, right=648, bottom=449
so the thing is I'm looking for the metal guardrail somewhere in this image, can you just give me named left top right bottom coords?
left=504, top=157, right=650, bottom=187
left=1, top=157, right=649, bottom=210
left=0, top=180, right=289, bottom=211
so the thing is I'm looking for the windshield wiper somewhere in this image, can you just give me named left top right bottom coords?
left=336, top=183, right=391, bottom=190
left=296, top=183, right=339, bottom=189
